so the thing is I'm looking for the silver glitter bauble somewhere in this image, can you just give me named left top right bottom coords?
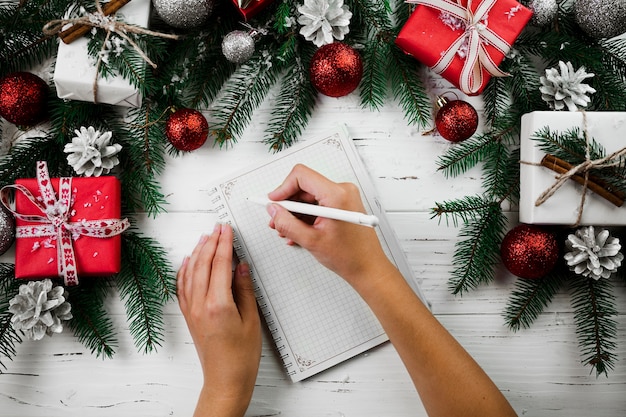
left=0, top=205, right=15, bottom=255
left=153, top=0, right=214, bottom=29
left=574, top=0, right=626, bottom=40
left=222, top=31, right=255, bottom=64
left=528, top=0, right=558, bottom=27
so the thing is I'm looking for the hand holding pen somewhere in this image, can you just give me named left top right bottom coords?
left=264, top=164, right=392, bottom=284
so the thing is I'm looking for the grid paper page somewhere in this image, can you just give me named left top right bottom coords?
left=210, top=128, right=425, bottom=381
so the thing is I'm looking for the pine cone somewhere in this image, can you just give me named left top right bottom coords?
left=64, top=126, right=122, bottom=177
left=539, top=61, right=596, bottom=111
left=297, top=0, right=352, bottom=47
left=9, top=279, right=72, bottom=340
left=564, top=226, right=624, bottom=280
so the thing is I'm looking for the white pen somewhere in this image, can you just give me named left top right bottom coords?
left=247, top=197, right=379, bottom=228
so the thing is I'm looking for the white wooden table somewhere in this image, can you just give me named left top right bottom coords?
left=1, top=85, right=625, bottom=416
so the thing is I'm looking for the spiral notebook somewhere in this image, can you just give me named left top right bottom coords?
left=209, top=126, right=427, bottom=382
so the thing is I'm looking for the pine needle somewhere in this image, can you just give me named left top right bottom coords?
left=66, top=278, right=118, bottom=359
left=0, top=264, right=21, bottom=372
left=503, top=270, right=567, bottom=331
left=569, top=275, right=618, bottom=377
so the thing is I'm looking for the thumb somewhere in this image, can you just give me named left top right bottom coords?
left=233, top=262, right=258, bottom=322
left=268, top=203, right=317, bottom=248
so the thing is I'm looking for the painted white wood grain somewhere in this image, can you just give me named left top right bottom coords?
left=1, top=82, right=625, bottom=417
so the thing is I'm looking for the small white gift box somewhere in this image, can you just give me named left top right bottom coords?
left=53, top=0, right=150, bottom=107
left=519, top=111, right=626, bottom=226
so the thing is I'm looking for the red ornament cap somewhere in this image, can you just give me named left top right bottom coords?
left=309, top=42, right=363, bottom=98
left=0, top=72, right=48, bottom=127
left=501, top=224, right=559, bottom=279
left=166, top=108, right=209, bottom=151
left=435, top=97, right=479, bottom=142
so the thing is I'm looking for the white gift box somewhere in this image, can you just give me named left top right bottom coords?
left=520, top=111, right=626, bottom=226
left=53, top=0, right=150, bottom=107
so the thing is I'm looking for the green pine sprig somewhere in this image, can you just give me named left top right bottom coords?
left=530, top=126, right=626, bottom=196
left=212, top=44, right=281, bottom=146
left=66, top=277, right=118, bottom=359
left=433, top=197, right=507, bottom=294
left=0, top=263, right=21, bottom=372
left=117, top=229, right=176, bottom=354
left=264, top=37, right=317, bottom=151
left=503, top=270, right=567, bottom=331
left=570, top=274, right=618, bottom=377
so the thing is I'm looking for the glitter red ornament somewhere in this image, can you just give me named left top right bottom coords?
left=0, top=72, right=48, bottom=126
left=435, top=97, right=479, bottom=143
left=165, top=108, right=209, bottom=151
left=309, top=42, right=363, bottom=98
left=501, top=224, right=559, bottom=279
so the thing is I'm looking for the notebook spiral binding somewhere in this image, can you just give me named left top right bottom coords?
left=207, top=186, right=296, bottom=377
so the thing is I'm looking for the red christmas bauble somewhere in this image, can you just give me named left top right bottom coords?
left=166, top=108, right=209, bottom=151
left=0, top=72, right=48, bottom=126
left=501, top=224, right=559, bottom=279
left=309, top=43, right=363, bottom=98
left=435, top=98, right=478, bottom=142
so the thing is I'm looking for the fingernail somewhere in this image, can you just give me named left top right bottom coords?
left=221, top=223, right=230, bottom=233
left=181, top=256, right=189, bottom=267
left=237, top=262, right=250, bottom=276
left=198, top=234, right=209, bottom=244
left=213, top=222, right=221, bottom=233
left=266, top=204, right=277, bottom=218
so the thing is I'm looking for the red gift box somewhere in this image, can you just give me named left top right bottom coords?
left=396, top=0, right=532, bottom=95
left=232, top=0, right=273, bottom=20
left=11, top=165, right=127, bottom=284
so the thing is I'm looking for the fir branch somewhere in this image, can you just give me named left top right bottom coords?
left=117, top=229, right=176, bottom=353
left=432, top=194, right=496, bottom=227
left=387, top=46, right=431, bottom=128
left=436, top=133, right=498, bottom=178
left=264, top=39, right=316, bottom=151
left=66, top=277, right=118, bottom=359
left=346, top=0, right=393, bottom=34
left=212, top=44, right=281, bottom=146
left=503, top=270, right=567, bottom=331
left=448, top=202, right=507, bottom=295
left=273, top=1, right=296, bottom=35
left=0, top=0, right=60, bottom=74
left=530, top=126, right=626, bottom=195
left=360, top=34, right=390, bottom=111
left=0, top=263, right=21, bottom=372
left=121, top=228, right=176, bottom=303
left=482, top=143, right=520, bottom=203
left=117, top=102, right=169, bottom=217
left=481, top=73, right=512, bottom=131
left=0, top=135, right=64, bottom=185
left=158, top=31, right=236, bottom=109
left=569, top=275, right=618, bottom=377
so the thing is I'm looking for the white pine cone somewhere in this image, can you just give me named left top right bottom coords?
left=297, top=0, right=352, bottom=47
left=9, top=279, right=73, bottom=340
left=564, top=226, right=624, bottom=280
left=64, top=126, right=122, bottom=177
left=539, top=61, right=596, bottom=111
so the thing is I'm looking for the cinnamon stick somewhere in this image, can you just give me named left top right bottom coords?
left=59, top=0, right=131, bottom=44
left=540, top=154, right=625, bottom=207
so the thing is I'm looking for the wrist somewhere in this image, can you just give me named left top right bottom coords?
left=194, top=385, right=250, bottom=417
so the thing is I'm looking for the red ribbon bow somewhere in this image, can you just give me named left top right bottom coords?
left=1, top=161, right=129, bottom=286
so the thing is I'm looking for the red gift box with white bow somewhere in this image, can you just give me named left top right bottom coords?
left=395, top=0, right=532, bottom=95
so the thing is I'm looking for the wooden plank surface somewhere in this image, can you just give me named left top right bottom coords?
left=1, top=90, right=625, bottom=416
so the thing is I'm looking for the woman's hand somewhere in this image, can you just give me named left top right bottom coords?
left=267, top=164, right=395, bottom=287
left=177, top=223, right=261, bottom=417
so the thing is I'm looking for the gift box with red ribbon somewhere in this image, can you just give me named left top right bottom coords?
left=395, top=0, right=532, bottom=95
left=2, top=162, right=129, bottom=286
left=232, top=0, right=273, bottom=20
